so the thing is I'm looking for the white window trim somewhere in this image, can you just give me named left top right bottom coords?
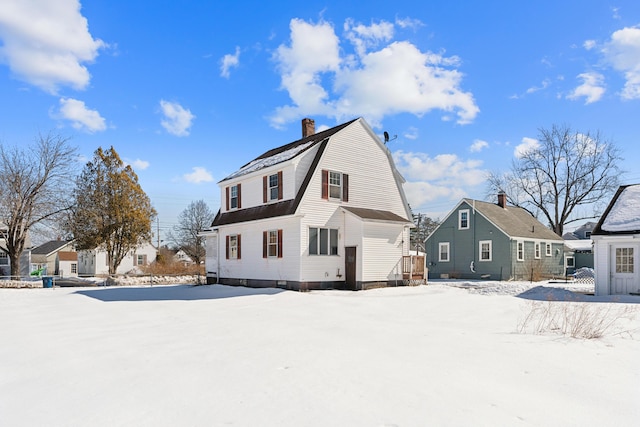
left=230, top=185, right=239, bottom=210
left=309, top=227, right=339, bottom=256
left=534, top=242, right=541, bottom=259
left=267, top=230, right=278, bottom=258
left=545, top=243, right=552, bottom=257
left=328, top=171, right=342, bottom=200
left=268, top=173, right=279, bottom=202
left=458, top=209, right=470, bottom=230
left=566, top=256, right=575, bottom=268
left=439, top=242, right=450, bottom=262
left=517, top=241, right=524, bottom=262
left=479, top=240, right=492, bottom=262
left=229, top=234, right=239, bottom=260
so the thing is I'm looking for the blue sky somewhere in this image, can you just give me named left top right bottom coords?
left=1, top=1, right=640, bottom=243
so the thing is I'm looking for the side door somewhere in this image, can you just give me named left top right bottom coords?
left=610, top=245, right=638, bottom=294
left=345, top=246, right=357, bottom=291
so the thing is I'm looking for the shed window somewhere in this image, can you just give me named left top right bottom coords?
left=615, top=247, right=634, bottom=273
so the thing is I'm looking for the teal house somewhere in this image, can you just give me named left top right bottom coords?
left=425, top=193, right=565, bottom=281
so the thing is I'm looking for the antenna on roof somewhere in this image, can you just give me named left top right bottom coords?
left=383, top=131, right=397, bottom=144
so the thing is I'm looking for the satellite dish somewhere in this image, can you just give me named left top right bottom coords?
left=383, top=131, right=389, bottom=143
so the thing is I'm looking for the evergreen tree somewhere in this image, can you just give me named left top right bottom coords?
left=69, top=146, right=156, bottom=274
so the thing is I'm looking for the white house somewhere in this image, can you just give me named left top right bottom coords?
left=30, top=240, right=76, bottom=276
left=77, top=242, right=157, bottom=276
left=201, top=118, right=415, bottom=291
left=592, top=184, right=640, bottom=296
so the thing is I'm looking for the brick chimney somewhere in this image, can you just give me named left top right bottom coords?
left=497, top=191, right=507, bottom=208
left=302, top=118, right=315, bottom=138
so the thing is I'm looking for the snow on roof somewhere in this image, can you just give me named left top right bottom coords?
left=564, top=239, right=592, bottom=251
left=601, top=185, right=640, bottom=232
left=223, top=140, right=319, bottom=181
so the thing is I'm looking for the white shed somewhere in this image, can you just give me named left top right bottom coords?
left=592, top=184, right=640, bottom=295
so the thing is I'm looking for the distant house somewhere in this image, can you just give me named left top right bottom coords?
left=30, top=240, right=77, bottom=277
left=1, top=225, right=32, bottom=278
left=201, top=117, right=416, bottom=291
left=425, top=192, right=565, bottom=280
left=592, top=184, right=640, bottom=295
left=562, top=221, right=596, bottom=271
left=77, top=242, right=157, bottom=275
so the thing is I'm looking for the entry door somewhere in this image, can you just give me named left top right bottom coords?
left=610, top=245, right=637, bottom=294
left=345, top=246, right=357, bottom=290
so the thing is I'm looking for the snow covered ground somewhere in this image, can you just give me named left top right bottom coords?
left=1, top=280, right=639, bottom=426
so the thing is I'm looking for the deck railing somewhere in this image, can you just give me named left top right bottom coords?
left=402, top=255, right=425, bottom=280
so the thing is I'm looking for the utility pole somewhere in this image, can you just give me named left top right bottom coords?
left=157, top=216, right=160, bottom=248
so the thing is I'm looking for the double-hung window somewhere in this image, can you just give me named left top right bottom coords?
left=227, top=184, right=241, bottom=210
left=458, top=209, right=469, bottom=230
left=0, top=252, right=7, bottom=265
left=546, top=243, right=552, bottom=256
left=439, top=242, right=450, bottom=262
left=534, top=242, right=541, bottom=259
left=309, top=227, right=339, bottom=255
left=226, top=234, right=241, bottom=259
left=517, top=241, right=524, bottom=261
left=479, top=240, right=492, bottom=261
left=263, top=230, right=283, bottom=258
left=264, top=171, right=283, bottom=202
left=321, top=170, right=349, bottom=202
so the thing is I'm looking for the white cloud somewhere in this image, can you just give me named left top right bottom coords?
left=159, top=100, right=195, bottom=137
left=270, top=18, right=478, bottom=129
left=0, top=0, right=105, bottom=93
left=601, top=26, right=640, bottom=100
left=220, top=46, right=240, bottom=78
left=403, top=127, right=419, bottom=140
left=583, top=40, right=597, bottom=50
left=393, top=150, right=486, bottom=211
left=470, top=139, right=488, bottom=152
left=567, top=72, right=606, bottom=104
left=54, top=97, right=106, bottom=133
left=526, top=78, right=551, bottom=94
left=395, top=17, right=424, bottom=30
left=130, top=159, right=150, bottom=170
left=514, top=137, right=540, bottom=158
left=183, top=166, right=213, bottom=184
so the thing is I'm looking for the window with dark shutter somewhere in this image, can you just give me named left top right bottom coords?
left=342, top=173, right=349, bottom=202
left=321, top=169, right=328, bottom=199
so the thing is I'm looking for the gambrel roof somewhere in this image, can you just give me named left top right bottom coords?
left=219, top=119, right=357, bottom=182
left=454, top=198, right=562, bottom=241
left=211, top=118, right=409, bottom=228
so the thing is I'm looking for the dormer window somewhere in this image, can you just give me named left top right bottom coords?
left=226, top=183, right=241, bottom=210
left=263, top=171, right=283, bottom=203
left=230, top=185, right=238, bottom=209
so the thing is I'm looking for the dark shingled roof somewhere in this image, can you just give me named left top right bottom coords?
left=342, top=207, right=412, bottom=223
left=220, top=118, right=358, bottom=182
left=463, top=199, right=562, bottom=241
left=31, top=240, right=74, bottom=255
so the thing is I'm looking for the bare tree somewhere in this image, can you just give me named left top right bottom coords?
left=167, top=200, right=215, bottom=265
left=411, top=213, right=440, bottom=252
left=69, top=146, right=156, bottom=274
left=486, top=124, right=623, bottom=236
left=0, top=133, right=77, bottom=277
